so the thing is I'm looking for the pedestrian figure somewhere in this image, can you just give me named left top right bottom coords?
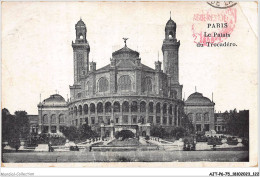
left=213, top=143, right=216, bottom=151
left=48, top=141, right=52, bottom=152
left=75, top=145, right=79, bottom=151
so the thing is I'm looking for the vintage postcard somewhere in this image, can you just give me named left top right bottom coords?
left=1, top=1, right=258, bottom=170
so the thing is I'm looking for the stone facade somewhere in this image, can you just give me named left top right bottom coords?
left=65, top=17, right=184, bottom=137
left=214, top=112, right=227, bottom=132
left=28, top=115, right=39, bottom=134
left=37, top=16, right=215, bottom=136
left=184, top=92, right=215, bottom=131
left=38, top=94, right=68, bottom=134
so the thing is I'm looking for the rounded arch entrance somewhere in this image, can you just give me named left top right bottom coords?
left=141, top=131, right=146, bottom=137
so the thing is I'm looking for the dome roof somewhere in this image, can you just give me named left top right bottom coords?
left=185, top=92, right=213, bottom=105
left=76, top=19, right=85, bottom=27
left=42, top=94, right=66, bottom=106
left=112, top=46, right=139, bottom=59
left=166, top=18, right=176, bottom=27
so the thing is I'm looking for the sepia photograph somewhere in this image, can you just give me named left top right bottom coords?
left=1, top=1, right=258, bottom=171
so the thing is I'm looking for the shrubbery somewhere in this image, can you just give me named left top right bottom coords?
left=31, top=133, right=66, bottom=146
left=207, top=137, right=222, bottom=145
left=183, top=137, right=196, bottom=151
left=115, top=130, right=135, bottom=140
left=150, top=126, right=168, bottom=138
left=29, top=125, right=99, bottom=146
left=150, top=126, right=188, bottom=139
left=170, top=127, right=186, bottom=139
left=8, top=138, right=20, bottom=150
left=242, top=138, right=249, bottom=148
left=62, top=125, right=99, bottom=142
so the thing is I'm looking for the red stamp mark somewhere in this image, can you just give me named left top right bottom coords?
left=192, top=7, right=237, bottom=47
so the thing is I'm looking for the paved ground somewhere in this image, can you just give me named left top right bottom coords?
left=2, top=150, right=249, bottom=162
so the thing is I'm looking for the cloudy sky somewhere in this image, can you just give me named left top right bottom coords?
left=2, top=2, right=258, bottom=114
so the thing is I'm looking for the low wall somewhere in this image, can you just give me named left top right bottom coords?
left=91, top=145, right=158, bottom=152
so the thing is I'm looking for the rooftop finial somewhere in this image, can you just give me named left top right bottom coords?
left=212, top=92, right=214, bottom=102
left=123, top=38, right=128, bottom=47
left=170, top=11, right=171, bottom=20
left=195, top=86, right=197, bottom=92
left=158, top=51, right=159, bottom=61
left=80, top=17, right=82, bottom=20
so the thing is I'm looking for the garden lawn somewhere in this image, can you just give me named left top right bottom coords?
left=107, top=138, right=141, bottom=146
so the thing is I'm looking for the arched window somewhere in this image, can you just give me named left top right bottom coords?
left=51, top=114, right=56, bottom=124
left=83, top=104, right=88, bottom=114
left=98, top=77, right=109, bottom=92
left=169, top=105, right=173, bottom=115
left=173, top=90, right=177, bottom=99
left=85, top=117, right=89, bottom=125
left=196, top=113, right=202, bottom=121
left=90, top=103, right=95, bottom=114
left=43, top=114, right=48, bottom=124
left=122, top=101, right=129, bottom=112
left=204, top=113, right=209, bottom=122
left=139, top=116, right=145, bottom=124
left=163, top=103, right=167, bottom=114
left=169, top=117, right=173, bottom=125
left=142, top=77, right=152, bottom=92
left=131, top=101, right=138, bottom=112
left=78, top=105, right=83, bottom=115
left=74, top=106, right=77, bottom=116
left=156, top=103, right=161, bottom=114
left=149, top=102, right=154, bottom=113
left=118, top=75, right=131, bottom=91
left=113, top=102, right=120, bottom=112
left=97, top=102, right=103, bottom=113
left=140, top=101, right=146, bottom=112
left=169, top=31, right=173, bottom=39
left=85, top=82, right=90, bottom=95
left=188, top=113, right=193, bottom=121
left=59, top=114, right=65, bottom=124
left=105, top=102, right=112, bottom=113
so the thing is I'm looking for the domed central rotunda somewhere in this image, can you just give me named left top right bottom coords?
left=37, top=16, right=215, bottom=137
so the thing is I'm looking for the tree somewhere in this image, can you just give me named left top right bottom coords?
left=14, top=111, right=30, bottom=139
left=150, top=126, right=168, bottom=138
left=2, top=108, right=15, bottom=142
left=116, top=130, right=135, bottom=140
left=78, top=124, right=98, bottom=140
left=61, top=124, right=99, bottom=142
left=225, top=109, right=249, bottom=137
left=180, top=114, right=195, bottom=135
left=2, top=109, right=30, bottom=148
left=170, top=127, right=186, bottom=139
left=62, top=126, right=79, bottom=141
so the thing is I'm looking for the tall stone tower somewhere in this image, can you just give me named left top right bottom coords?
left=162, top=15, right=182, bottom=99
left=72, top=19, right=90, bottom=84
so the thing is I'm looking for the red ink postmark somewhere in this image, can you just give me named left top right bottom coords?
left=192, top=7, right=237, bottom=47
